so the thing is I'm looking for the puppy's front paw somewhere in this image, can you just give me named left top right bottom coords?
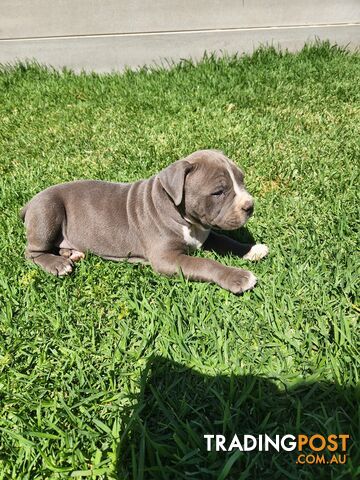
left=243, top=244, right=269, bottom=261
left=220, top=268, right=257, bottom=294
left=41, top=256, right=74, bottom=276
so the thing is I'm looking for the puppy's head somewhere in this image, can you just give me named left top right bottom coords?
left=159, top=149, right=254, bottom=230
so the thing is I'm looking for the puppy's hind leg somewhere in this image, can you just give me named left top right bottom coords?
left=23, top=196, right=74, bottom=276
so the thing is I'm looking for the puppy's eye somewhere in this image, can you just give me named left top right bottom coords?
left=211, top=189, right=225, bottom=196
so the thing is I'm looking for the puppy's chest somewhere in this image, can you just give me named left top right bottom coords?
left=182, top=224, right=210, bottom=250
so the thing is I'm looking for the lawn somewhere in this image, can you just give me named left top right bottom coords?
left=0, top=43, right=359, bottom=479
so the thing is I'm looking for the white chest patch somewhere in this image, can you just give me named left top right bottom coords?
left=182, top=224, right=210, bottom=250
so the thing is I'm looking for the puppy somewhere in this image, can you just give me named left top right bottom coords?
left=21, top=150, right=268, bottom=293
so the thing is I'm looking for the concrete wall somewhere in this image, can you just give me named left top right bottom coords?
left=0, top=0, right=359, bottom=72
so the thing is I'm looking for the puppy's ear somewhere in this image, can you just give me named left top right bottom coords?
left=158, top=160, right=193, bottom=206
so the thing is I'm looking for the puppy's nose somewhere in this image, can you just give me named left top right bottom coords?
left=242, top=198, right=254, bottom=215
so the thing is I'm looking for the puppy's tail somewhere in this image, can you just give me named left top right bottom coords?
left=19, top=203, right=29, bottom=221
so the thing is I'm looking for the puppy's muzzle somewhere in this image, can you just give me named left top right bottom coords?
left=241, top=198, right=254, bottom=217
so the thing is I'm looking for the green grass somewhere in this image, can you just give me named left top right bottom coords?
left=0, top=43, right=359, bottom=479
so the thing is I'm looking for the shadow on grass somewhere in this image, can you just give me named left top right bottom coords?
left=228, top=226, right=256, bottom=245
left=215, top=226, right=256, bottom=246
left=118, top=356, right=358, bottom=479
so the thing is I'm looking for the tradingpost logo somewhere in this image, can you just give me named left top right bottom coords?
left=204, top=434, right=350, bottom=465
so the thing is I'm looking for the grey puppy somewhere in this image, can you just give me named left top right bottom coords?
left=21, top=150, right=268, bottom=293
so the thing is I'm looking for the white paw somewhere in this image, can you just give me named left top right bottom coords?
left=70, top=251, right=85, bottom=262
left=243, top=244, right=269, bottom=261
